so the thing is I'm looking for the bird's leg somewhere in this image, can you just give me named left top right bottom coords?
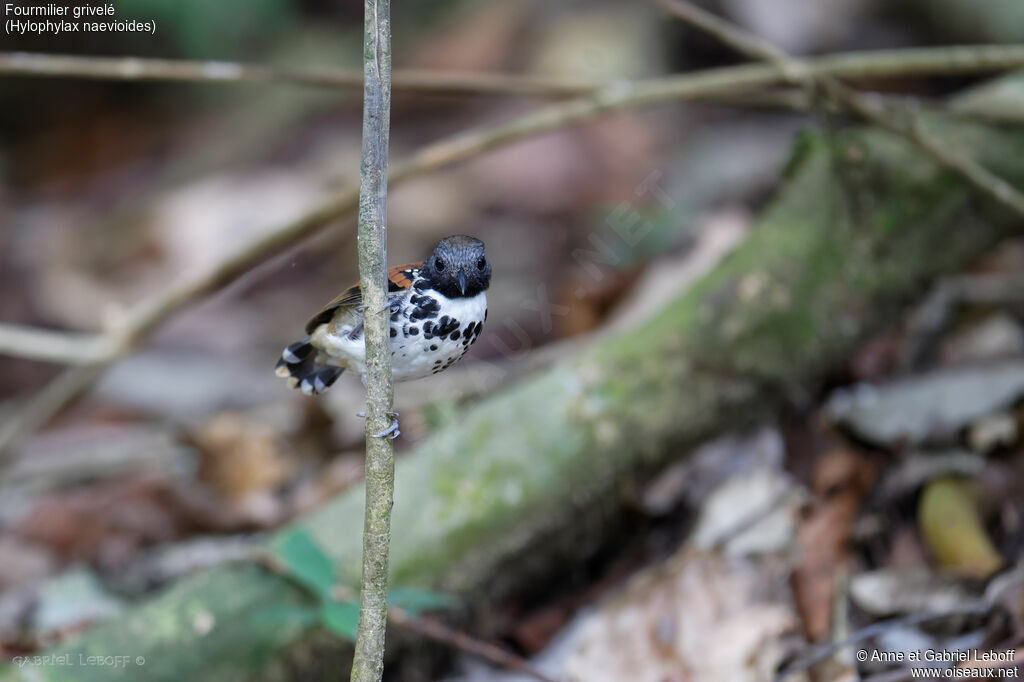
left=353, top=296, right=403, bottom=438
left=356, top=410, right=401, bottom=439
left=356, top=296, right=402, bottom=315
left=350, top=296, right=400, bottom=340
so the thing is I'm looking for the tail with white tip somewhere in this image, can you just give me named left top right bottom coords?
left=274, top=340, right=343, bottom=395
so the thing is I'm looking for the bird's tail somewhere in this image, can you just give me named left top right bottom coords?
left=274, top=339, right=343, bottom=395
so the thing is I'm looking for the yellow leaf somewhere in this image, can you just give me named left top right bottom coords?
left=919, top=477, right=1002, bottom=578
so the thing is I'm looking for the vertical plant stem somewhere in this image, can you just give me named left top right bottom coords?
left=350, top=0, right=394, bottom=680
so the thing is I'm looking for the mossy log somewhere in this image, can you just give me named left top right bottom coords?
left=5, top=113, right=1024, bottom=681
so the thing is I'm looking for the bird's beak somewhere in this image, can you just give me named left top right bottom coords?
left=458, top=272, right=468, bottom=295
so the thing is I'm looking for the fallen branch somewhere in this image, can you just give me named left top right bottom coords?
left=6, top=45, right=1024, bottom=455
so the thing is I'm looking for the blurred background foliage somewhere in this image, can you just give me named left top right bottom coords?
left=4, top=0, right=1024, bottom=680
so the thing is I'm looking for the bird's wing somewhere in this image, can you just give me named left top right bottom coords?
left=304, top=262, right=422, bottom=334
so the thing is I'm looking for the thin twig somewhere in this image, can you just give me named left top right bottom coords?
left=652, top=0, right=1024, bottom=221
left=349, top=0, right=394, bottom=680
left=5, top=45, right=1024, bottom=454
left=2, top=49, right=1020, bottom=118
left=654, top=0, right=801, bottom=79
left=0, top=364, right=105, bottom=454
left=0, top=51, right=596, bottom=98
left=825, top=82, right=1024, bottom=218
left=656, top=0, right=865, bottom=228
left=5, top=47, right=1024, bottom=92
left=0, top=323, right=111, bottom=364
left=388, top=608, right=561, bottom=682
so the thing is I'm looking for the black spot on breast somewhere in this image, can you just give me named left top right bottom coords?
left=461, top=322, right=482, bottom=346
left=430, top=344, right=438, bottom=351
left=431, top=316, right=459, bottom=339
left=409, top=294, right=440, bottom=321
left=390, top=328, right=397, bottom=338
left=450, top=329, right=460, bottom=341
left=409, top=326, right=419, bottom=336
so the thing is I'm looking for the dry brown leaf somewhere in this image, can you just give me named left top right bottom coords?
left=566, top=465, right=804, bottom=682
left=565, top=550, right=804, bottom=682
left=791, top=447, right=877, bottom=641
left=191, top=412, right=291, bottom=503
left=13, top=478, right=191, bottom=569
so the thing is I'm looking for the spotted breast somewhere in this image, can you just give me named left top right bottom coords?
left=275, top=235, right=491, bottom=395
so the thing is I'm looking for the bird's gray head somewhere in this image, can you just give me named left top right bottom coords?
left=420, top=235, right=491, bottom=299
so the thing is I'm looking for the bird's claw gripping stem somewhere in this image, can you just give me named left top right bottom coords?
left=356, top=410, right=401, bottom=439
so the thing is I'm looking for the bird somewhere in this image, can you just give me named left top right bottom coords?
left=275, top=235, right=491, bottom=402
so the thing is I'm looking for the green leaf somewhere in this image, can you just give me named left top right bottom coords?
left=388, top=587, right=459, bottom=615
left=321, top=601, right=360, bottom=642
left=272, top=529, right=336, bottom=598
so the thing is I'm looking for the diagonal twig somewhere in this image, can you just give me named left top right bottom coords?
left=388, top=607, right=562, bottom=682
left=259, top=550, right=561, bottom=682
left=652, top=0, right=1024, bottom=222
left=823, top=82, right=1024, bottom=218
left=654, top=0, right=800, bottom=79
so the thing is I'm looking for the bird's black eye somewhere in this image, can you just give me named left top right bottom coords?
left=434, top=258, right=445, bottom=271
left=476, top=257, right=487, bottom=270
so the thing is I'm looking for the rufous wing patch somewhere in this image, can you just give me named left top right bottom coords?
left=304, top=261, right=422, bottom=334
